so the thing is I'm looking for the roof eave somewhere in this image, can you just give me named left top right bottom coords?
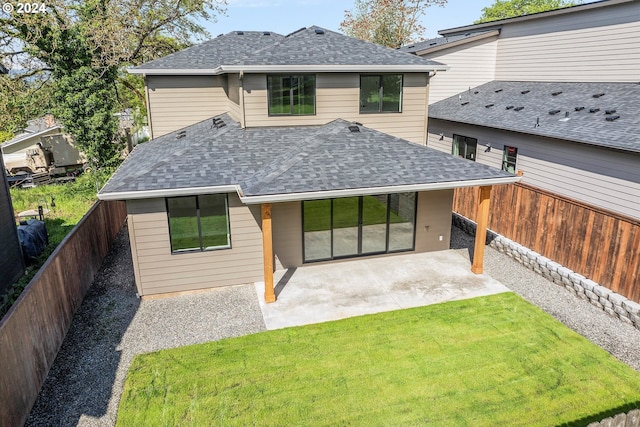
left=97, top=185, right=241, bottom=201
left=1, top=125, right=63, bottom=148
left=414, top=30, right=500, bottom=56
left=128, top=64, right=450, bottom=75
left=239, top=176, right=521, bottom=205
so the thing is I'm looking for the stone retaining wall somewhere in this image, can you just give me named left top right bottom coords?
left=453, top=213, right=640, bottom=332
left=587, top=409, right=640, bottom=427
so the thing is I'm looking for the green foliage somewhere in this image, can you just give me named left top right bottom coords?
left=1, top=172, right=105, bottom=318
left=117, top=293, right=640, bottom=425
left=476, top=0, right=580, bottom=23
left=341, top=0, right=448, bottom=48
left=0, top=76, right=54, bottom=136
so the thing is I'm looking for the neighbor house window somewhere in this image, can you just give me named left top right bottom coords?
left=502, top=145, right=518, bottom=173
left=267, top=75, right=315, bottom=115
left=452, top=134, right=477, bottom=161
left=359, top=74, right=403, bottom=113
left=166, top=194, right=230, bottom=253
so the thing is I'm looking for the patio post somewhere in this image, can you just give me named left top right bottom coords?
left=471, top=185, right=492, bottom=274
left=262, top=203, right=276, bottom=303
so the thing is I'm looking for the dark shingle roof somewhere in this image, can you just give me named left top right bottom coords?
left=399, top=30, right=496, bottom=54
left=132, top=26, right=445, bottom=72
left=133, top=31, right=285, bottom=71
left=429, top=81, right=640, bottom=154
left=99, top=115, right=515, bottom=201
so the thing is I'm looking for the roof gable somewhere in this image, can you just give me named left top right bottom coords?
left=429, top=81, right=640, bottom=154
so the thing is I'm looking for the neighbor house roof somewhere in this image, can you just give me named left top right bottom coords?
left=438, top=0, right=632, bottom=36
left=98, top=115, right=518, bottom=203
left=398, top=30, right=499, bottom=55
left=428, top=81, right=640, bottom=154
left=130, top=26, right=447, bottom=75
left=1, top=117, right=62, bottom=149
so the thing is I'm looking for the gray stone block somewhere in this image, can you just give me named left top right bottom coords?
left=546, top=260, right=561, bottom=273
left=557, top=266, right=573, bottom=278
left=609, top=293, right=627, bottom=307
left=585, top=290, right=598, bottom=301
left=573, top=284, right=585, bottom=295
left=562, top=276, right=572, bottom=286
left=612, top=413, right=627, bottom=427
left=619, top=314, right=633, bottom=325
left=591, top=300, right=604, bottom=310
left=601, top=417, right=613, bottom=427
left=622, top=300, right=640, bottom=316
left=604, top=307, right=617, bottom=317
left=630, top=313, right=640, bottom=324
left=587, top=423, right=600, bottom=427
left=600, top=297, right=613, bottom=308
left=579, top=292, right=590, bottom=301
left=626, top=409, right=640, bottom=427
left=580, top=278, right=597, bottom=292
left=614, top=305, right=628, bottom=317
left=571, top=273, right=586, bottom=286
left=593, top=284, right=612, bottom=299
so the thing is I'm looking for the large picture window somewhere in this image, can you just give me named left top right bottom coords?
left=303, top=193, right=416, bottom=262
left=167, top=194, right=230, bottom=253
left=268, top=75, right=316, bottom=115
left=359, top=74, right=403, bottom=113
left=452, top=134, right=478, bottom=161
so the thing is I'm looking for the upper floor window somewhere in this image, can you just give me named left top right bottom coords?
left=452, top=135, right=477, bottom=161
left=268, top=75, right=315, bottom=115
left=502, top=146, right=518, bottom=173
left=166, top=194, right=231, bottom=253
left=360, top=74, right=403, bottom=113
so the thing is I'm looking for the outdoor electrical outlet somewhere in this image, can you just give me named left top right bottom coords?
left=439, top=235, right=443, bottom=241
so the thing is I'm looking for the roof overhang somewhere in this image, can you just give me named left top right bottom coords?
left=129, top=63, right=450, bottom=76
left=414, top=30, right=500, bottom=56
left=98, top=176, right=520, bottom=203
left=438, top=0, right=633, bottom=36
left=1, top=125, right=63, bottom=149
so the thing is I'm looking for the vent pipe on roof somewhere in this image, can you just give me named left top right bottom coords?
left=606, top=115, right=620, bottom=121
left=552, top=91, right=562, bottom=96
left=593, top=93, right=605, bottom=98
left=236, top=31, right=244, bottom=35
left=348, top=125, right=360, bottom=132
left=315, top=29, right=325, bottom=35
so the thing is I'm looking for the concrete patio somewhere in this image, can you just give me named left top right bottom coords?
left=255, top=249, right=510, bottom=329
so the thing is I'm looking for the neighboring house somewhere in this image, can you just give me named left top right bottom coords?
left=413, top=0, right=640, bottom=302
left=98, top=26, right=520, bottom=300
left=400, top=0, right=640, bottom=103
left=0, top=150, right=25, bottom=294
left=1, top=114, right=84, bottom=175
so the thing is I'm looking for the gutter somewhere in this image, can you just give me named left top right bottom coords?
left=239, top=176, right=522, bottom=205
left=128, top=64, right=450, bottom=76
left=97, top=185, right=241, bottom=201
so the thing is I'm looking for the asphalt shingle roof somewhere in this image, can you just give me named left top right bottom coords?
left=429, top=81, right=640, bottom=154
left=100, top=115, right=514, bottom=200
left=133, top=26, right=444, bottom=71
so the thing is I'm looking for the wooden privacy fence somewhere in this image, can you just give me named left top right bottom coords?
left=0, top=200, right=126, bottom=427
left=454, top=183, right=640, bottom=303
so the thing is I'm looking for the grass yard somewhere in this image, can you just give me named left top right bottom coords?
left=117, top=293, right=640, bottom=426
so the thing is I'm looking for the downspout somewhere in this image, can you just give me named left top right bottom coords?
left=424, top=71, right=436, bottom=146
left=239, top=70, right=246, bottom=129
left=144, top=74, right=154, bottom=140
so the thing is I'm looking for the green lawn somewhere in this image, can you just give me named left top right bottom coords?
left=117, top=293, right=640, bottom=426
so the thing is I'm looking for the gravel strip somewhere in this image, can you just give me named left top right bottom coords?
left=25, top=225, right=266, bottom=426
left=451, top=225, right=640, bottom=372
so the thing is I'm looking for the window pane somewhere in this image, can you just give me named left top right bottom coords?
left=200, top=194, right=230, bottom=249
left=465, top=138, right=477, bottom=161
left=168, top=197, right=200, bottom=252
left=292, top=75, right=315, bottom=115
left=361, top=195, right=388, bottom=254
left=332, top=197, right=359, bottom=257
left=304, top=200, right=332, bottom=261
left=381, top=75, right=402, bottom=112
left=388, top=193, right=416, bottom=252
left=268, top=76, right=291, bottom=115
left=360, top=75, right=381, bottom=113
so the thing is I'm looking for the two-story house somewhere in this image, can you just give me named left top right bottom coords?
left=401, top=0, right=640, bottom=303
left=98, top=26, right=520, bottom=301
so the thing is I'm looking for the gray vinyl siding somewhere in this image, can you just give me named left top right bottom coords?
left=495, top=1, right=640, bottom=82
left=242, top=73, right=430, bottom=144
left=427, top=36, right=498, bottom=104
left=126, top=193, right=263, bottom=296
left=428, top=119, right=640, bottom=219
left=0, top=152, right=24, bottom=293
left=146, top=75, right=230, bottom=138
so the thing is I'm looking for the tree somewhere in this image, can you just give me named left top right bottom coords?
left=0, top=0, right=226, bottom=167
left=340, top=0, right=447, bottom=49
left=475, top=0, right=580, bottom=23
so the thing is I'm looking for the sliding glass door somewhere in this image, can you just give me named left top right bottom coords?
left=303, top=193, right=417, bottom=263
